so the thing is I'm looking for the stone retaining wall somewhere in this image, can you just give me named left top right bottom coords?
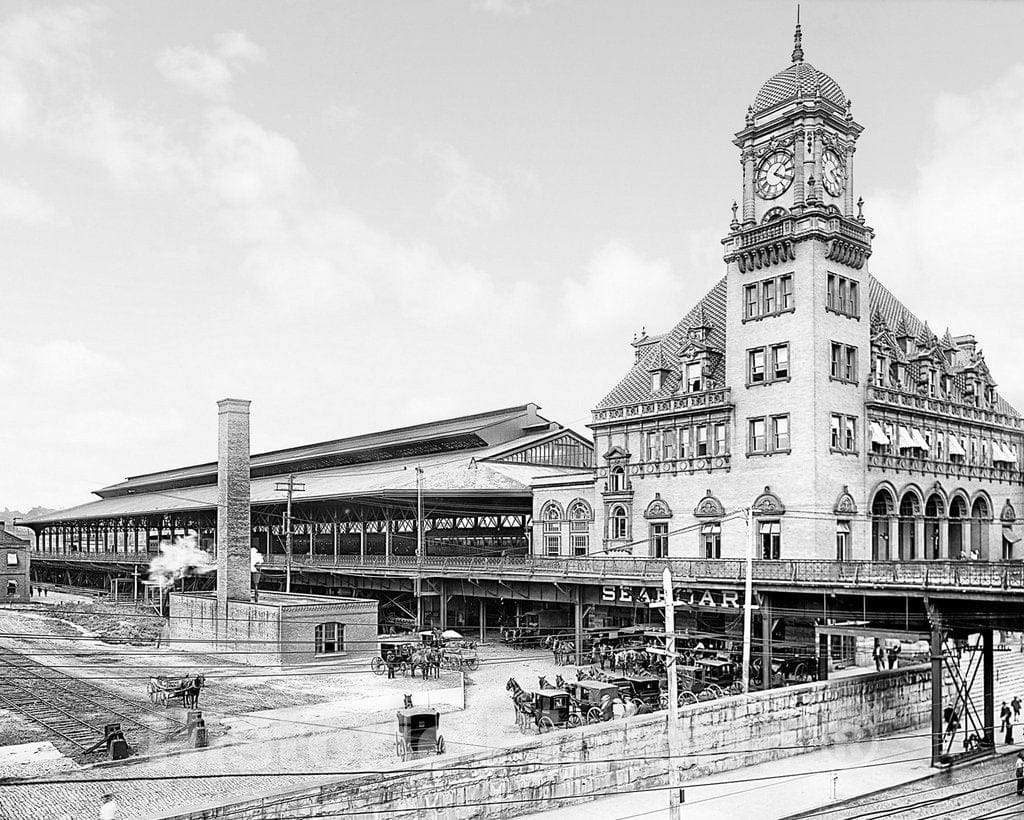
left=163, top=666, right=937, bottom=820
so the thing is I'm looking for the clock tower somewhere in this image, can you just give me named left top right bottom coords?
left=722, top=16, right=875, bottom=557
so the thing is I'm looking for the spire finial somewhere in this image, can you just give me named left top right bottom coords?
left=792, top=5, right=804, bottom=63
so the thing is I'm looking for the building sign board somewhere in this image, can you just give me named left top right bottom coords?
left=600, top=585, right=760, bottom=609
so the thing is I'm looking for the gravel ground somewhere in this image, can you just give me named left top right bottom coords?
left=0, top=606, right=574, bottom=820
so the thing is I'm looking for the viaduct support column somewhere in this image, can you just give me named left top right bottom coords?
left=439, top=581, right=448, bottom=631
left=931, top=625, right=944, bottom=767
left=983, top=629, right=995, bottom=748
left=761, top=594, right=772, bottom=690
left=574, top=586, right=584, bottom=666
left=479, top=598, right=487, bottom=643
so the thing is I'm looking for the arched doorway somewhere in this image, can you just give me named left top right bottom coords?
left=924, top=494, right=944, bottom=560
left=970, top=496, right=990, bottom=559
left=898, top=493, right=920, bottom=560
left=948, top=495, right=968, bottom=558
left=871, top=489, right=895, bottom=561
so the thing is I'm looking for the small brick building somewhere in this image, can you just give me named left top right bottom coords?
left=168, top=591, right=378, bottom=666
left=0, top=522, right=30, bottom=602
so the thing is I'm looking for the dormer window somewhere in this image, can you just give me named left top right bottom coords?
left=685, top=362, right=703, bottom=392
left=652, top=371, right=663, bottom=392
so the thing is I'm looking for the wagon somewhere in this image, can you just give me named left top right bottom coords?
left=441, top=644, right=480, bottom=671
left=147, top=673, right=203, bottom=708
left=568, top=680, right=621, bottom=723
left=528, top=689, right=581, bottom=732
left=395, top=706, right=445, bottom=761
left=614, top=674, right=662, bottom=710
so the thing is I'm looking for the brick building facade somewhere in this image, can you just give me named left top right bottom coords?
left=0, top=522, right=30, bottom=602
left=532, top=24, right=1024, bottom=565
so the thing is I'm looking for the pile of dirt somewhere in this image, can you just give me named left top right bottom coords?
left=52, top=602, right=167, bottom=645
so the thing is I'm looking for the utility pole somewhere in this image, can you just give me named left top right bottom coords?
left=274, top=475, right=305, bottom=593
left=650, top=567, right=685, bottom=820
left=741, top=506, right=755, bottom=693
left=415, top=466, right=424, bottom=628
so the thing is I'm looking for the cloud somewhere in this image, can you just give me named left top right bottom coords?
left=157, top=32, right=263, bottom=101
left=867, top=63, right=1024, bottom=408
left=472, top=0, right=552, bottom=17
left=419, top=141, right=508, bottom=227
left=561, top=241, right=682, bottom=336
left=0, top=177, right=53, bottom=221
left=26, top=339, right=124, bottom=384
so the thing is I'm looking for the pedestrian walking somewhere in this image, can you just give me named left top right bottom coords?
left=1012, top=696, right=1021, bottom=720
left=1016, top=753, right=1024, bottom=795
left=99, top=793, right=121, bottom=820
left=386, top=651, right=397, bottom=680
left=1003, top=702, right=1015, bottom=744
left=872, top=643, right=884, bottom=671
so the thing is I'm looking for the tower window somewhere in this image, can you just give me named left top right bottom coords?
left=747, top=343, right=789, bottom=386
left=830, top=342, right=858, bottom=383
left=826, top=273, right=860, bottom=319
left=744, top=274, right=795, bottom=321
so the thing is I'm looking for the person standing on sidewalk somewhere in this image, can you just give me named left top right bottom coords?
left=1015, top=753, right=1024, bottom=796
left=872, top=643, right=884, bottom=671
left=1012, top=696, right=1021, bottom=721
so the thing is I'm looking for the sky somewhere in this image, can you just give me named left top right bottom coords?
left=3, top=0, right=1024, bottom=511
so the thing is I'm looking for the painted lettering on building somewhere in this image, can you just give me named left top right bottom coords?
left=600, top=585, right=760, bottom=609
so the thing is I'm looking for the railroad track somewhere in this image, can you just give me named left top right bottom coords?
left=0, top=648, right=189, bottom=755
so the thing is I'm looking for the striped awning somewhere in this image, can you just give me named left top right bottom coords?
left=869, top=422, right=890, bottom=446
left=911, top=428, right=929, bottom=450
left=948, top=435, right=967, bottom=457
left=897, top=427, right=916, bottom=450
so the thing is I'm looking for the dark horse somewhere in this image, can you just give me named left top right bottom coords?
left=183, top=674, right=205, bottom=708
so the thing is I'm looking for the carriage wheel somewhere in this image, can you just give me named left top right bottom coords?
left=371, top=657, right=385, bottom=675
left=538, top=716, right=554, bottom=733
left=679, top=691, right=698, bottom=706
left=567, top=713, right=582, bottom=729
left=631, top=698, right=645, bottom=712
left=436, top=735, right=446, bottom=755
left=793, top=663, right=808, bottom=682
left=706, top=685, right=724, bottom=698
left=727, top=682, right=744, bottom=696
left=586, top=707, right=602, bottom=724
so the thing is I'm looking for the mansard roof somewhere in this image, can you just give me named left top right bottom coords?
left=595, top=277, right=727, bottom=409
left=594, top=273, right=1019, bottom=419
left=870, top=278, right=1020, bottom=418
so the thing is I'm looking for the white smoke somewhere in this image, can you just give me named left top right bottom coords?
left=250, top=547, right=264, bottom=572
left=148, top=535, right=216, bottom=589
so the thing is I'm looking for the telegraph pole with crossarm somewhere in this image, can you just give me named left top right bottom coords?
left=274, top=475, right=305, bottom=593
left=648, top=567, right=686, bottom=820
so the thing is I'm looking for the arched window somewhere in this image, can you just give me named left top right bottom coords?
left=924, top=494, right=944, bottom=560
left=949, top=495, right=968, bottom=559
left=871, top=488, right=895, bottom=561
left=567, top=499, right=592, bottom=556
left=609, top=505, right=628, bottom=540
left=609, top=466, right=625, bottom=493
left=898, top=493, right=920, bottom=561
left=314, top=622, right=344, bottom=654
left=971, top=496, right=990, bottom=558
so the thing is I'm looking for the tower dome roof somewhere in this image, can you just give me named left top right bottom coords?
left=751, top=14, right=847, bottom=115
left=752, top=61, right=846, bottom=114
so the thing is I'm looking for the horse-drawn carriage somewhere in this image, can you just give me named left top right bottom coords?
left=608, top=674, right=662, bottom=711
left=148, top=673, right=205, bottom=708
left=371, top=640, right=416, bottom=675
left=395, top=706, right=445, bottom=761
left=567, top=680, right=621, bottom=723
left=528, top=689, right=581, bottom=732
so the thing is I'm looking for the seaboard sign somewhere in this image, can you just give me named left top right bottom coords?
left=600, top=585, right=760, bottom=610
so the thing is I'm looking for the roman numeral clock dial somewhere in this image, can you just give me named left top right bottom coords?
left=755, top=150, right=794, bottom=199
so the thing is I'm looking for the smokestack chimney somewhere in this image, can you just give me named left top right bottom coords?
left=217, top=399, right=252, bottom=615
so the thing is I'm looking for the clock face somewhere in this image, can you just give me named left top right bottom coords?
left=755, top=150, right=794, bottom=200
left=822, top=149, right=846, bottom=197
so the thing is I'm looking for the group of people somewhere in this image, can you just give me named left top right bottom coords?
left=958, top=548, right=982, bottom=561
left=871, top=643, right=902, bottom=671
left=1000, top=696, right=1022, bottom=744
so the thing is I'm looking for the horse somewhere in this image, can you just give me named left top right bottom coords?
left=506, top=677, right=535, bottom=728
left=555, top=674, right=568, bottom=690
left=403, top=693, right=414, bottom=709
left=538, top=675, right=551, bottom=690
left=183, top=674, right=205, bottom=708
left=406, top=649, right=430, bottom=679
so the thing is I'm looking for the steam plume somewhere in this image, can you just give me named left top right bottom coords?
left=148, top=535, right=215, bottom=589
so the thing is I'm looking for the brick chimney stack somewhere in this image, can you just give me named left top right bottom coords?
left=216, top=399, right=252, bottom=616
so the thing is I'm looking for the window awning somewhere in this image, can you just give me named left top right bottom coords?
left=994, top=443, right=1016, bottom=464
left=897, top=426, right=915, bottom=450
left=759, top=522, right=781, bottom=535
left=948, top=435, right=967, bottom=457
left=701, top=523, right=721, bottom=534
left=836, top=521, right=851, bottom=533
left=911, top=428, right=929, bottom=450
left=869, top=422, right=890, bottom=446
left=1003, top=527, right=1022, bottom=545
